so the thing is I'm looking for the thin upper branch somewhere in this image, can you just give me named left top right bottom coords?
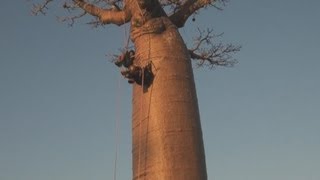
left=169, top=0, right=228, bottom=28
left=31, top=0, right=54, bottom=15
left=189, top=28, right=241, bottom=68
left=169, top=0, right=212, bottom=28
left=73, top=0, right=131, bottom=26
left=58, top=11, right=87, bottom=27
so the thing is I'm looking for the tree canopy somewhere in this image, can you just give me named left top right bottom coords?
left=29, top=0, right=240, bottom=68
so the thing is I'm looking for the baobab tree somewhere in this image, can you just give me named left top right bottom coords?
left=30, top=0, right=240, bottom=179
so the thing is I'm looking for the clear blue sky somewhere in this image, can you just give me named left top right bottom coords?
left=1, top=0, right=320, bottom=179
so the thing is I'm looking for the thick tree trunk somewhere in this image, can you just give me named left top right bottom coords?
left=131, top=17, right=207, bottom=180
left=37, top=0, right=224, bottom=179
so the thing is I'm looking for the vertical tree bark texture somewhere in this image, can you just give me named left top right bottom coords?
left=33, top=0, right=239, bottom=179
left=132, top=17, right=207, bottom=180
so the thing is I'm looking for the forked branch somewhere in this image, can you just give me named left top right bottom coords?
left=58, top=11, right=87, bottom=27
left=169, top=0, right=228, bottom=28
left=31, top=0, right=131, bottom=26
left=31, top=0, right=54, bottom=15
left=189, top=28, right=241, bottom=68
left=72, top=0, right=131, bottom=26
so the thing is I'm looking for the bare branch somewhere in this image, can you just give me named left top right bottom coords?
left=31, top=0, right=54, bottom=15
left=72, top=0, right=131, bottom=26
left=86, top=19, right=104, bottom=28
left=58, top=1, right=104, bottom=27
left=57, top=11, right=87, bottom=27
left=169, top=0, right=229, bottom=28
left=189, top=28, right=241, bottom=69
left=30, top=0, right=130, bottom=26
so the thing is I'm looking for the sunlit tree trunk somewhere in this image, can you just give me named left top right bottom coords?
left=33, top=0, right=240, bottom=179
left=44, top=0, right=210, bottom=179
left=131, top=17, right=207, bottom=180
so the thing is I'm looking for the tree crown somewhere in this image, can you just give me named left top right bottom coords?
left=29, top=0, right=240, bottom=69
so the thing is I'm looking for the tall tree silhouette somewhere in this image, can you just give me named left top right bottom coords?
left=31, top=0, right=240, bottom=179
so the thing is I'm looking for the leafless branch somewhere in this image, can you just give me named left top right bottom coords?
left=30, top=0, right=228, bottom=27
left=86, top=19, right=104, bottom=28
left=168, top=0, right=229, bottom=28
left=57, top=11, right=87, bottom=27
left=31, top=0, right=54, bottom=15
left=189, top=28, right=241, bottom=69
left=30, top=0, right=128, bottom=26
left=72, top=0, right=131, bottom=26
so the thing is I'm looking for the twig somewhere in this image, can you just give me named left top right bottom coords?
left=31, top=0, right=54, bottom=15
left=189, top=28, right=241, bottom=69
